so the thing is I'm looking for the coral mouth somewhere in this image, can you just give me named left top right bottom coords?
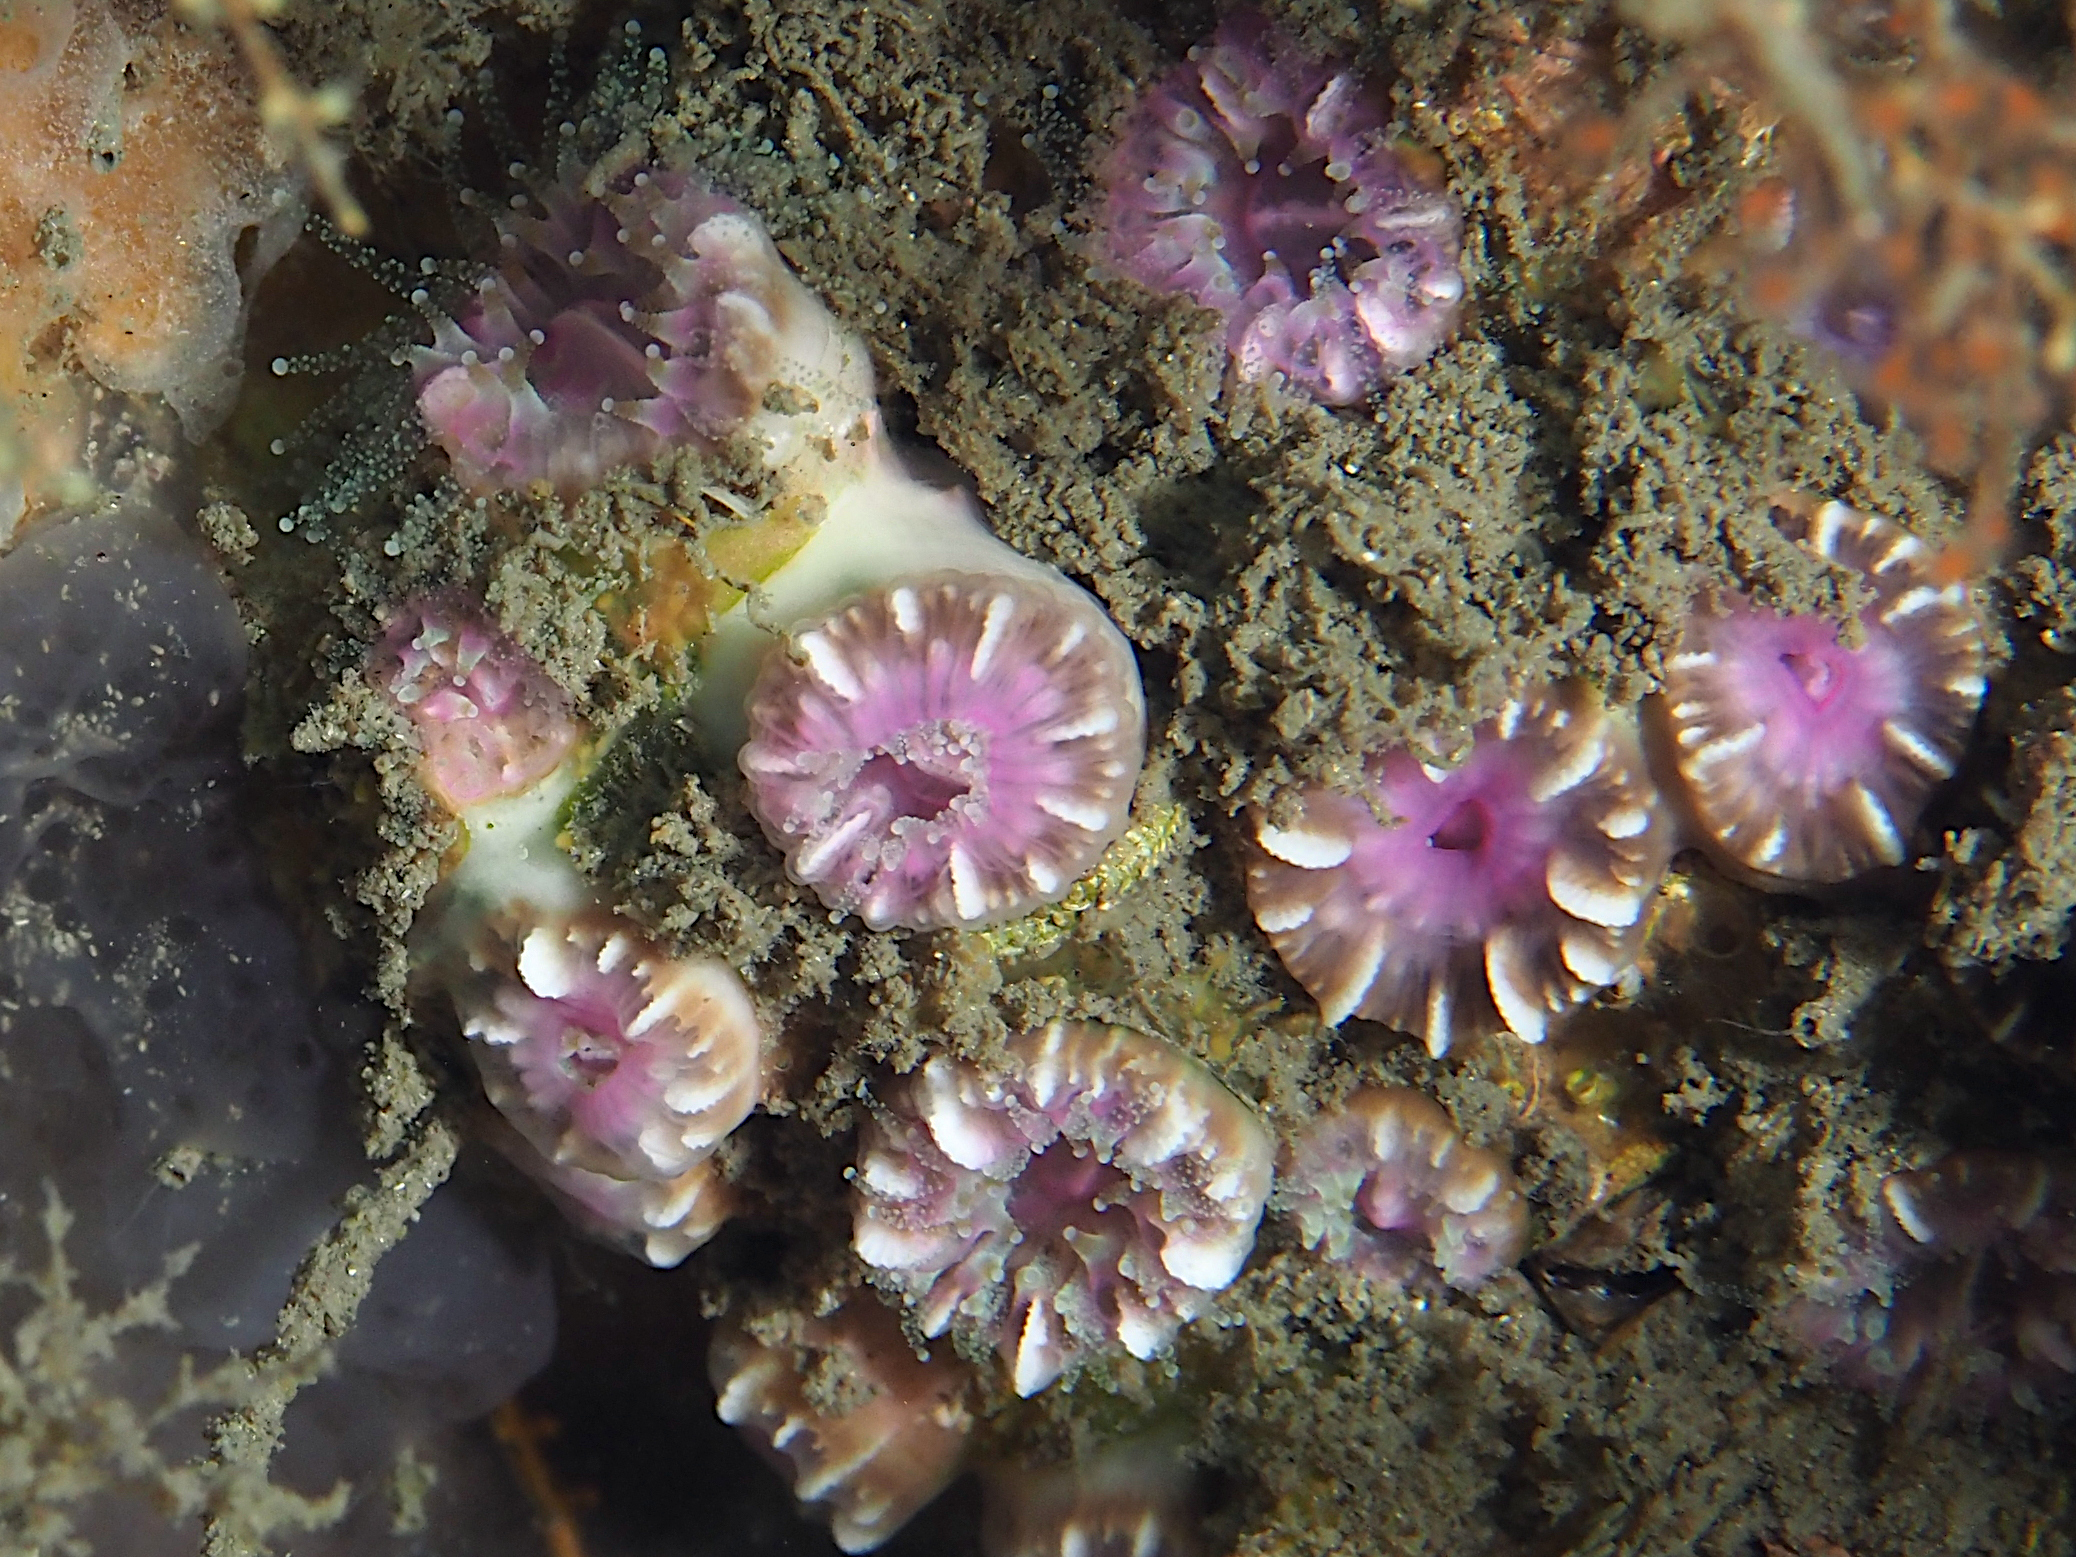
left=554, top=1027, right=622, bottom=1088
left=855, top=725, right=983, bottom=824
left=1429, top=798, right=1491, bottom=854
left=1006, top=1142, right=1137, bottom=1258
left=1780, top=648, right=1841, bottom=705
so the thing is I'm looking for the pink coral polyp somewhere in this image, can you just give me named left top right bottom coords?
left=371, top=598, right=579, bottom=811
left=458, top=911, right=763, bottom=1184
left=739, top=571, right=1146, bottom=932
left=711, top=1303, right=975, bottom=1553
left=1280, top=1087, right=1527, bottom=1290
left=852, top=1022, right=1273, bottom=1397
left=1098, top=11, right=1465, bottom=404
left=1652, top=501, right=1988, bottom=884
left=1246, top=685, right=1673, bottom=1054
left=1787, top=1152, right=2076, bottom=1408
left=414, top=166, right=836, bottom=495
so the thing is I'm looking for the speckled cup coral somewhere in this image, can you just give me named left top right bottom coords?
left=1651, top=500, right=1987, bottom=884
left=413, top=164, right=873, bottom=497
left=457, top=911, right=763, bottom=1183
left=711, top=1302, right=975, bottom=1553
left=1097, top=10, right=1465, bottom=404
left=1279, top=1087, right=1528, bottom=1290
left=983, top=1437, right=1200, bottom=1557
left=371, top=598, right=579, bottom=811
left=739, top=572, right=1146, bottom=932
left=1246, top=685, right=1674, bottom=1054
left=511, top=1131, right=734, bottom=1269
left=852, top=1021, right=1274, bottom=1397
left=1786, top=1152, right=2076, bottom=1408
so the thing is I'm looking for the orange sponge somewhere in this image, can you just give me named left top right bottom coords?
left=0, top=1, right=303, bottom=515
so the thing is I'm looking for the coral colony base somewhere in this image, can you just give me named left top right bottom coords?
left=13, top=1, right=2076, bottom=1555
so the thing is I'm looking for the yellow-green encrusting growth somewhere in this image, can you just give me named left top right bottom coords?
left=974, top=802, right=1188, bottom=962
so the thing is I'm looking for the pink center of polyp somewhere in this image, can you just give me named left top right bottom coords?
left=515, top=987, right=635, bottom=1114
left=1242, top=150, right=1356, bottom=283
left=1427, top=797, right=1490, bottom=854
left=1367, top=748, right=1556, bottom=932
left=1345, top=1212, right=1427, bottom=1286
left=1006, top=1142, right=1140, bottom=1279
left=863, top=721, right=986, bottom=826
left=858, top=752, right=967, bottom=822
left=1725, top=606, right=1914, bottom=787
left=1355, top=1167, right=1428, bottom=1238
left=531, top=300, right=659, bottom=410
left=1781, top=648, right=1842, bottom=707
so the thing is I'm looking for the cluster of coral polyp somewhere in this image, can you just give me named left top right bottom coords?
left=709, top=1303, right=976, bottom=1555
left=373, top=598, right=765, bottom=1266
left=1650, top=500, right=1988, bottom=885
left=1097, top=10, right=1466, bottom=404
left=852, top=1021, right=1274, bottom=1397
left=413, top=165, right=874, bottom=498
left=1242, top=496, right=1991, bottom=1056
left=1245, top=684, right=1675, bottom=1054
left=1280, top=1087, right=1528, bottom=1291
left=1786, top=1152, right=2076, bottom=1408
left=739, top=572, right=1147, bottom=932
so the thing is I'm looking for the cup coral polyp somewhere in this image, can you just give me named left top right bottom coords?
left=447, top=908, right=764, bottom=1267
left=456, top=911, right=764, bottom=1182
left=1096, top=9, right=1466, bottom=404
left=851, top=1021, right=1274, bottom=1397
left=1279, top=1087, right=1528, bottom=1290
left=370, top=598, right=580, bottom=812
left=711, top=1302, right=975, bottom=1554
left=738, top=571, right=1147, bottom=932
left=1787, top=1152, right=2076, bottom=1408
left=413, top=165, right=875, bottom=497
left=1245, top=685, right=1673, bottom=1054
left=1650, top=501, right=1988, bottom=885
